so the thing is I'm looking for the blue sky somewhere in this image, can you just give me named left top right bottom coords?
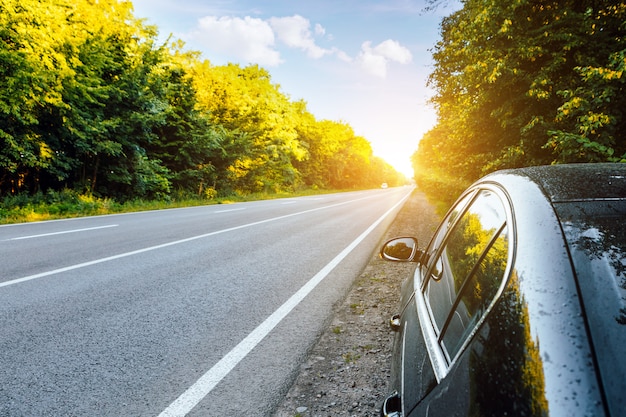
left=130, top=0, right=460, bottom=176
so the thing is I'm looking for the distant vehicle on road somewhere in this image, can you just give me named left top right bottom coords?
left=381, top=183, right=388, bottom=189
left=380, top=163, right=626, bottom=417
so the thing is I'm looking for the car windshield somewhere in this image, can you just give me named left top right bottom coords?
left=555, top=199, right=626, bottom=416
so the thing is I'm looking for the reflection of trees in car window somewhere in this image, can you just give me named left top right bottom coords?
left=424, top=193, right=477, bottom=330
left=443, top=224, right=508, bottom=358
left=447, top=214, right=493, bottom=295
left=449, top=214, right=508, bottom=315
left=425, top=189, right=509, bottom=360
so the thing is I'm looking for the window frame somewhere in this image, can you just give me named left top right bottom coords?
left=415, top=183, right=516, bottom=382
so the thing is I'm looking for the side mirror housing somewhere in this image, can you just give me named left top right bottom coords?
left=380, top=237, right=421, bottom=262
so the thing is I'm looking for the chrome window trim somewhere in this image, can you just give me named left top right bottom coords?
left=400, top=325, right=407, bottom=414
left=415, top=286, right=448, bottom=382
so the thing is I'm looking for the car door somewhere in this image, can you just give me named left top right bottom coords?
left=404, top=186, right=512, bottom=417
left=389, top=190, right=475, bottom=414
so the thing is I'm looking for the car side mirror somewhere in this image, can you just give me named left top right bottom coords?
left=380, top=237, right=421, bottom=262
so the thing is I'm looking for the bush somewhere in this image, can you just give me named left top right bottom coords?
left=0, top=189, right=114, bottom=223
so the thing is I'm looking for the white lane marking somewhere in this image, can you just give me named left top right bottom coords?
left=0, top=192, right=402, bottom=289
left=157, top=188, right=413, bottom=417
left=213, top=208, right=246, bottom=213
left=8, top=224, right=119, bottom=241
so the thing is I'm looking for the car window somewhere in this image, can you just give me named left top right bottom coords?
left=424, top=189, right=509, bottom=362
left=441, top=224, right=508, bottom=359
left=422, top=192, right=475, bottom=287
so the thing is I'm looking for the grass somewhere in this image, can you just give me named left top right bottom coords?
left=342, top=351, right=361, bottom=363
left=350, top=302, right=365, bottom=315
left=0, top=187, right=351, bottom=225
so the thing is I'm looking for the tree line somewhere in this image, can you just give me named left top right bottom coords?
left=415, top=0, right=626, bottom=204
left=0, top=0, right=403, bottom=202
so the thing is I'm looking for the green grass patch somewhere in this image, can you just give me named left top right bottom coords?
left=0, top=187, right=356, bottom=225
left=350, top=302, right=365, bottom=315
left=342, top=351, right=361, bottom=363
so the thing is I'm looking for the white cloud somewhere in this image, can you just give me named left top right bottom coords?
left=335, top=49, right=352, bottom=63
left=373, top=39, right=413, bottom=64
left=191, top=16, right=282, bottom=66
left=358, top=42, right=388, bottom=78
left=188, top=14, right=411, bottom=75
left=314, top=23, right=325, bottom=37
left=269, top=15, right=330, bottom=59
left=357, top=39, right=412, bottom=78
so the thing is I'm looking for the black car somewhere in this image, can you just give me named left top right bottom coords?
left=379, top=163, right=626, bottom=417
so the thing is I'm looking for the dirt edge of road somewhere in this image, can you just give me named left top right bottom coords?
left=272, top=188, right=441, bottom=417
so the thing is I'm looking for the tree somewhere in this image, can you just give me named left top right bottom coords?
left=294, top=117, right=385, bottom=189
left=546, top=3, right=626, bottom=162
left=0, top=0, right=76, bottom=193
left=0, top=0, right=399, bottom=201
left=0, top=0, right=173, bottom=198
left=415, top=0, right=626, bottom=205
left=192, top=62, right=306, bottom=193
left=57, top=0, right=171, bottom=199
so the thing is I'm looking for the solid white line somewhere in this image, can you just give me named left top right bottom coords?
left=157, top=188, right=413, bottom=417
left=0, top=193, right=389, bottom=289
left=8, top=224, right=119, bottom=241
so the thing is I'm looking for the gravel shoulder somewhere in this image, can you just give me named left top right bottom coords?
left=273, top=188, right=441, bottom=417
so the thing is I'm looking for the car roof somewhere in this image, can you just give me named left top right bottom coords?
left=496, top=163, right=626, bottom=203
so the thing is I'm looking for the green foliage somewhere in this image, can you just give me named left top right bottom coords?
left=294, top=115, right=403, bottom=189
left=0, top=186, right=353, bottom=225
left=192, top=62, right=307, bottom=193
left=0, top=0, right=396, bottom=204
left=415, top=0, right=626, bottom=203
left=0, top=189, right=119, bottom=223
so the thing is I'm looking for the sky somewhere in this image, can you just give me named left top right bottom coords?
left=130, top=0, right=461, bottom=177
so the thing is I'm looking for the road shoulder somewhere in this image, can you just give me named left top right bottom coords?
left=273, top=188, right=441, bottom=417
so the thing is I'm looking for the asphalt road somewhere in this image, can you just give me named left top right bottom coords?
left=0, top=187, right=413, bottom=416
